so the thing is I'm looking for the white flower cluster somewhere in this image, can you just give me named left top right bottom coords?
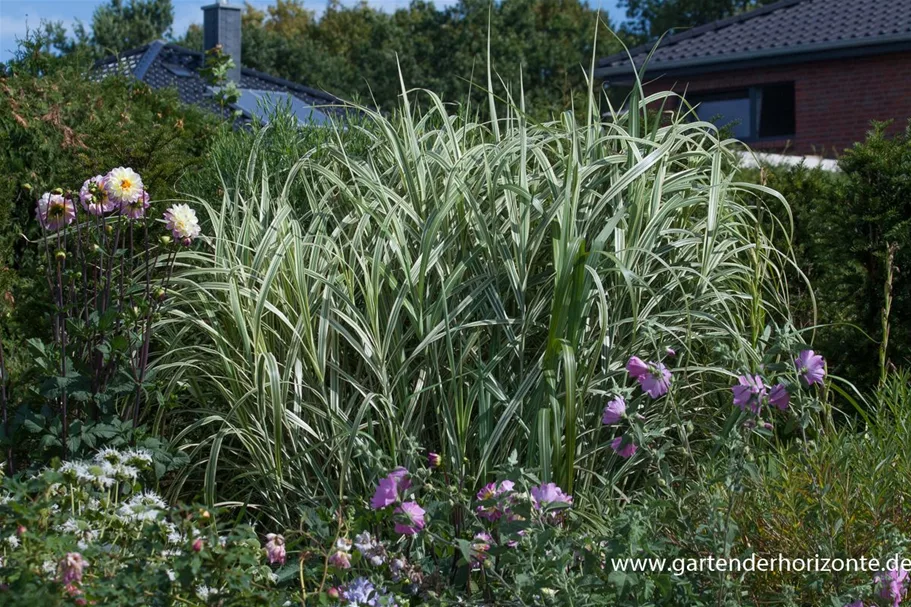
left=115, top=490, right=167, bottom=524
left=60, top=448, right=153, bottom=489
left=58, top=518, right=99, bottom=550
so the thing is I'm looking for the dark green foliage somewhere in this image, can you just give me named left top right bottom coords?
left=0, top=32, right=216, bottom=346
left=746, top=122, right=911, bottom=390
left=90, top=0, right=174, bottom=55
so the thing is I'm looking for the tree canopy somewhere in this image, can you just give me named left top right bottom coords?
left=619, top=0, right=777, bottom=41
left=180, top=0, right=619, bottom=118
left=88, top=0, right=174, bottom=55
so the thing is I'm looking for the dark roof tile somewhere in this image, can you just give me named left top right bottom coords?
left=94, top=41, right=349, bottom=122
left=598, top=0, right=911, bottom=78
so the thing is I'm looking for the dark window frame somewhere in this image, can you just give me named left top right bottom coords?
left=687, top=82, right=795, bottom=142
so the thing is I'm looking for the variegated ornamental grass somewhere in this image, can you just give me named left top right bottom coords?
left=157, top=82, right=796, bottom=526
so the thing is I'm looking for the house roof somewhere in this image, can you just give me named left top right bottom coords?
left=94, top=41, right=349, bottom=123
left=597, top=0, right=911, bottom=81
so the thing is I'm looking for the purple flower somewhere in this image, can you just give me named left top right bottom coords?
left=264, top=533, right=286, bottom=565
left=427, top=452, right=441, bottom=469
left=79, top=175, right=114, bottom=216
left=627, top=356, right=672, bottom=398
left=36, top=192, right=76, bottom=232
left=370, top=467, right=411, bottom=510
left=530, top=482, right=573, bottom=510
left=666, top=347, right=676, bottom=357
left=394, top=501, right=425, bottom=535
left=475, top=480, right=516, bottom=521
left=732, top=374, right=767, bottom=414
left=58, top=552, right=86, bottom=585
left=343, top=577, right=377, bottom=605
left=768, top=383, right=790, bottom=410
left=876, top=568, right=909, bottom=607
left=602, top=395, right=626, bottom=425
left=610, top=436, right=638, bottom=458
left=795, top=350, right=826, bottom=386
left=476, top=482, right=499, bottom=501
left=626, top=356, right=649, bottom=379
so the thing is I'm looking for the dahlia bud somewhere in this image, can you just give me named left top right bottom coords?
left=52, top=188, right=64, bottom=196
left=427, top=452, right=441, bottom=469
left=328, top=550, right=351, bottom=569
left=192, top=538, right=204, bottom=552
left=16, top=525, right=26, bottom=536
left=265, top=533, right=286, bottom=565
left=58, top=552, right=86, bottom=585
left=22, top=183, right=32, bottom=192
left=55, top=250, right=66, bottom=262
left=105, top=224, right=113, bottom=234
left=92, top=244, right=102, bottom=255
left=160, top=235, right=172, bottom=246
left=200, top=509, right=210, bottom=519
left=327, top=587, right=340, bottom=599
left=181, top=237, right=192, bottom=247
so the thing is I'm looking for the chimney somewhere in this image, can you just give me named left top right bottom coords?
left=202, top=1, right=242, bottom=83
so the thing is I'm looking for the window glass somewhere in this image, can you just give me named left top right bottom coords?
left=758, top=83, right=795, bottom=138
left=235, top=89, right=331, bottom=126
left=692, top=93, right=752, bottom=139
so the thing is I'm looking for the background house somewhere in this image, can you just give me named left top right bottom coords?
left=94, top=1, right=347, bottom=125
left=597, top=0, right=911, bottom=157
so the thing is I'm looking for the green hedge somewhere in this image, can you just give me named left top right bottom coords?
left=742, top=120, right=911, bottom=392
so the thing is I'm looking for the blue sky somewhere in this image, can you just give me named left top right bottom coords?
left=0, top=0, right=627, bottom=62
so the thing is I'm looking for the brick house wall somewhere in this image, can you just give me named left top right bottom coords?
left=640, top=51, right=911, bottom=157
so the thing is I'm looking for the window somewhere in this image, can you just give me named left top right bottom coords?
left=688, top=83, right=795, bottom=141
left=233, top=89, right=332, bottom=126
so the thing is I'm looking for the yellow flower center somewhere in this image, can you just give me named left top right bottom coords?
left=121, top=178, right=133, bottom=191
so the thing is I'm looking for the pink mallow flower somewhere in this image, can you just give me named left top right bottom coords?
left=602, top=395, right=626, bottom=425
left=393, top=501, right=425, bottom=535
left=475, top=480, right=515, bottom=521
left=795, top=350, right=826, bottom=386
left=530, top=482, right=573, bottom=510
left=58, top=552, right=86, bottom=585
left=265, top=533, right=286, bottom=565
left=36, top=192, right=75, bottom=232
left=371, top=467, right=411, bottom=510
left=626, top=356, right=671, bottom=398
left=732, top=374, right=767, bottom=414
left=610, top=436, right=638, bottom=459
left=768, top=383, right=790, bottom=410
left=876, top=568, right=909, bottom=607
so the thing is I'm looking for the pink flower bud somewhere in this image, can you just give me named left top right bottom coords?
left=265, top=533, right=286, bottom=565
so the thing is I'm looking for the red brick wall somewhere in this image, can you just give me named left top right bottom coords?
left=640, top=51, right=911, bottom=157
